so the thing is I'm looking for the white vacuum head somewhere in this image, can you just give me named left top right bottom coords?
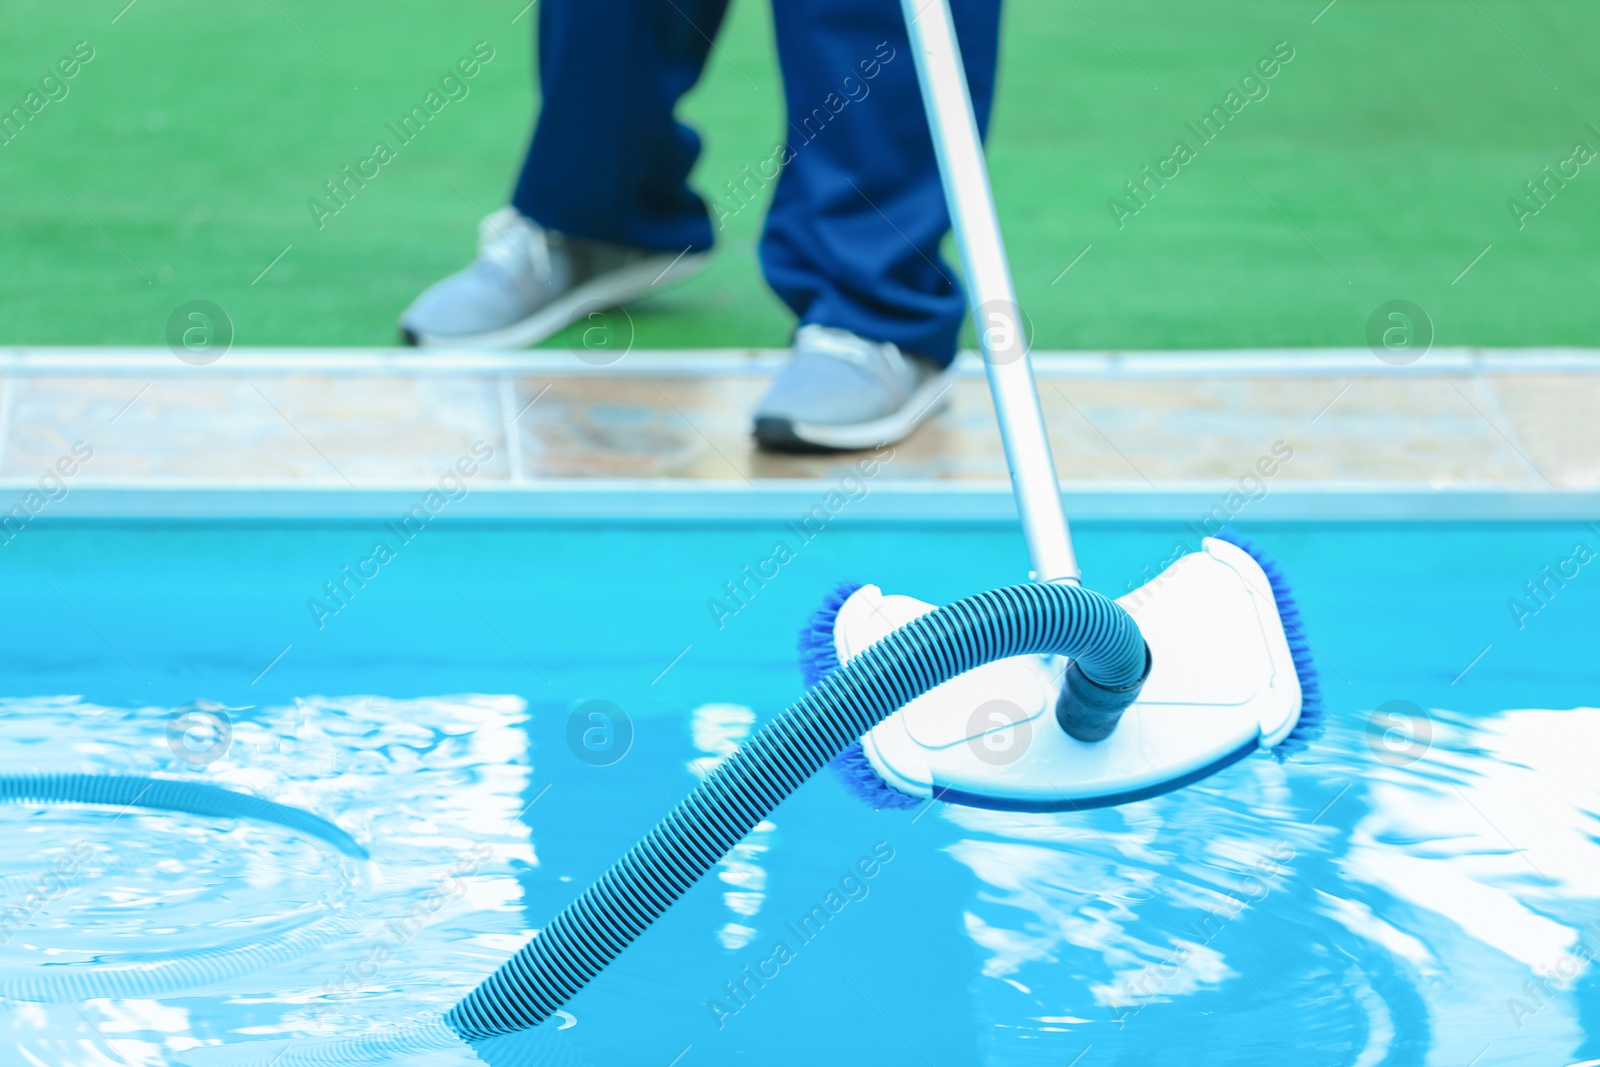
left=832, top=538, right=1307, bottom=811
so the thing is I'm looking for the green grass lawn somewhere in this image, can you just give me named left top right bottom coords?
left=2, top=0, right=1596, bottom=351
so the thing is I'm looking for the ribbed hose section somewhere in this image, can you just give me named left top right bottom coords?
left=447, top=582, right=1146, bottom=1039
left=0, top=774, right=371, bottom=1007
left=235, top=1015, right=467, bottom=1067
left=0, top=906, right=372, bottom=1002
left=0, top=773, right=368, bottom=859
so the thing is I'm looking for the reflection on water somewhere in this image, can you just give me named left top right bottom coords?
left=1, top=692, right=1597, bottom=1066
left=0, top=695, right=532, bottom=1066
left=944, top=705, right=1600, bottom=1066
left=688, top=703, right=775, bottom=952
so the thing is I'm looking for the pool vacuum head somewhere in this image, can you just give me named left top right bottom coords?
left=805, top=531, right=1322, bottom=812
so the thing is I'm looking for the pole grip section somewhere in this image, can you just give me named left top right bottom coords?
left=900, top=0, right=1080, bottom=584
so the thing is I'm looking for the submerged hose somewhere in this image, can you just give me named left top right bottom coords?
left=0, top=773, right=368, bottom=859
left=0, top=905, right=372, bottom=1002
left=0, top=773, right=370, bottom=1005
left=447, top=582, right=1147, bottom=1039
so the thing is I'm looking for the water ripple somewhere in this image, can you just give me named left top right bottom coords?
left=0, top=694, right=532, bottom=1066
left=942, top=704, right=1600, bottom=1065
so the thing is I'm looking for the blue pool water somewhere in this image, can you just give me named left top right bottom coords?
left=0, top=520, right=1596, bottom=1065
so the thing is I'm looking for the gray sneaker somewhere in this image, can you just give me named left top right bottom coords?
left=400, top=207, right=709, bottom=348
left=753, top=325, right=954, bottom=452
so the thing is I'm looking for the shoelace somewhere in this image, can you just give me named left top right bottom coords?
left=478, top=208, right=552, bottom=283
left=797, top=325, right=912, bottom=382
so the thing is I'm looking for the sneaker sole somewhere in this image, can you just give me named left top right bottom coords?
left=754, top=368, right=957, bottom=453
left=402, top=250, right=711, bottom=350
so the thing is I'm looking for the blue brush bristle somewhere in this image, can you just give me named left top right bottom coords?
left=798, top=582, right=923, bottom=810
left=1212, top=527, right=1324, bottom=759
left=798, top=581, right=861, bottom=688
left=828, top=739, right=923, bottom=810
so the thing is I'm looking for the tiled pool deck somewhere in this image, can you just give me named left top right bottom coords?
left=1, top=347, right=1595, bottom=520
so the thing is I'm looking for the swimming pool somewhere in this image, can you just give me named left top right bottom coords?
left=2, top=520, right=1596, bottom=1065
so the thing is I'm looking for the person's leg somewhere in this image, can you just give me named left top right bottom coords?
left=512, top=0, right=733, bottom=253
left=402, top=0, right=727, bottom=347
left=760, top=0, right=1002, bottom=368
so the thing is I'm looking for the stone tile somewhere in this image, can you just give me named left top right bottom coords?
left=1, top=362, right=1583, bottom=490
left=3, top=376, right=507, bottom=483
left=514, top=375, right=1020, bottom=482
left=1485, top=375, right=1600, bottom=488
left=1042, top=375, right=1538, bottom=484
left=514, top=372, right=1537, bottom=485
left=515, top=376, right=758, bottom=480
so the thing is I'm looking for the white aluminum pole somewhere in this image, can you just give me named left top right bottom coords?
left=900, top=0, right=1081, bottom=584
